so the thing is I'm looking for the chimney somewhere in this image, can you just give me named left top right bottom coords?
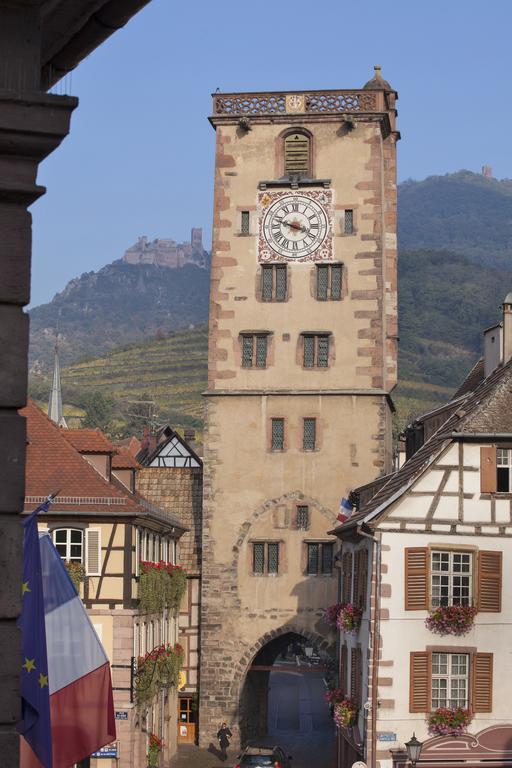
left=503, top=293, right=512, bottom=364
left=141, top=425, right=150, bottom=452
left=184, top=428, right=196, bottom=443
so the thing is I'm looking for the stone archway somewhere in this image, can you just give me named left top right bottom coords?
left=232, top=624, right=335, bottom=747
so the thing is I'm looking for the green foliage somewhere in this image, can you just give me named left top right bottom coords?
left=81, top=390, right=117, bottom=433
left=138, top=562, right=187, bottom=615
left=134, top=644, right=184, bottom=709
left=64, top=561, right=85, bottom=592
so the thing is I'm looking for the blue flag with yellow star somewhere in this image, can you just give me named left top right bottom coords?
left=18, top=502, right=52, bottom=768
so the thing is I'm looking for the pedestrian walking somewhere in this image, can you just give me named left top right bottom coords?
left=217, top=722, right=232, bottom=762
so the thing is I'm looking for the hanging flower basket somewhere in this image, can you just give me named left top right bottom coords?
left=325, top=689, right=357, bottom=727
left=134, top=642, right=184, bottom=709
left=428, top=707, right=472, bottom=736
left=336, top=603, right=362, bottom=635
left=324, top=603, right=343, bottom=627
left=147, top=732, right=163, bottom=767
left=138, top=561, right=187, bottom=615
left=425, top=605, right=477, bottom=636
left=64, top=561, right=85, bottom=592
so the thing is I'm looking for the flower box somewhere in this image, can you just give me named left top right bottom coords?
left=336, top=603, right=362, bottom=635
left=428, top=706, right=472, bottom=736
left=425, top=605, right=477, bottom=636
left=324, top=603, right=343, bottom=627
left=325, top=689, right=357, bottom=727
left=134, top=642, right=184, bottom=708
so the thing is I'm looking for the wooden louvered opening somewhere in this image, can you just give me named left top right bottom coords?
left=472, top=652, right=493, bottom=712
left=284, top=133, right=310, bottom=175
left=477, top=551, right=502, bottom=612
left=405, top=548, right=429, bottom=610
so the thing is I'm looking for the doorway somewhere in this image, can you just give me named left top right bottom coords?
left=177, top=695, right=197, bottom=744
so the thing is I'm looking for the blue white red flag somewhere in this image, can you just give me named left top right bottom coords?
left=20, top=505, right=115, bottom=768
left=337, top=496, right=353, bottom=523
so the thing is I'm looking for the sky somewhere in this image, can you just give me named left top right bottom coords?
left=31, top=0, right=512, bottom=307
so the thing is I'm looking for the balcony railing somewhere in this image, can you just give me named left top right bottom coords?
left=212, top=89, right=387, bottom=117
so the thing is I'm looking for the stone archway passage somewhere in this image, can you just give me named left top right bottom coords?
left=237, top=629, right=335, bottom=752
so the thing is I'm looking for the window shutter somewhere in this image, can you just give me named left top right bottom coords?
left=409, top=651, right=431, bottom=712
left=350, top=647, right=362, bottom=707
left=342, top=551, right=353, bottom=603
left=340, top=644, right=347, bottom=695
left=405, top=548, right=429, bottom=610
left=359, top=549, right=368, bottom=611
left=352, top=550, right=360, bottom=607
left=472, top=653, right=493, bottom=712
left=477, top=551, right=502, bottom=612
left=480, top=446, right=497, bottom=493
left=86, top=528, right=101, bottom=576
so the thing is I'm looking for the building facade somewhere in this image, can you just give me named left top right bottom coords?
left=332, top=306, right=512, bottom=768
left=23, top=401, right=187, bottom=768
left=200, top=71, right=400, bottom=747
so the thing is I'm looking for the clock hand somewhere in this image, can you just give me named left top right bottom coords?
left=283, top=219, right=309, bottom=233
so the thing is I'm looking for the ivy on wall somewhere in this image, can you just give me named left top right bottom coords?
left=134, top=643, right=184, bottom=708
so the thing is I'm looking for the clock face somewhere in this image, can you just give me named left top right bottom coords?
left=262, top=194, right=329, bottom=259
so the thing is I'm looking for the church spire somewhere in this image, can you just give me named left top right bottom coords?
left=48, top=341, right=67, bottom=428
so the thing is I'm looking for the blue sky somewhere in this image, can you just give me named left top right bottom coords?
left=31, top=0, right=510, bottom=306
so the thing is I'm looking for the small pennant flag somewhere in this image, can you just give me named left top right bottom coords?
left=337, top=496, right=353, bottom=523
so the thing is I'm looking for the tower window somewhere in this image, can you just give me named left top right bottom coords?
left=253, top=542, right=280, bottom=575
left=241, top=334, right=268, bottom=368
left=261, top=264, right=287, bottom=301
left=307, top=542, right=334, bottom=575
left=344, top=209, right=354, bottom=234
left=296, top=505, right=309, bottom=529
left=303, top=418, right=317, bottom=451
left=284, top=133, right=310, bottom=176
left=303, top=334, right=330, bottom=368
left=271, top=418, right=285, bottom=451
left=240, top=211, right=250, bottom=235
left=316, top=264, right=343, bottom=301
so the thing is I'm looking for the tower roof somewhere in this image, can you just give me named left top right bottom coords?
left=47, top=344, right=67, bottom=428
left=504, top=292, right=512, bottom=304
left=363, top=65, right=393, bottom=91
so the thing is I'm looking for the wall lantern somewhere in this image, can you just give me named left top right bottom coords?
left=405, top=733, right=423, bottom=768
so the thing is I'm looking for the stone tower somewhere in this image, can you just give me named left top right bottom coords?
left=200, top=69, right=400, bottom=746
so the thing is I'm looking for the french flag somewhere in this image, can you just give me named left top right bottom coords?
left=337, top=496, right=353, bottom=523
left=20, top=530, right=115, bottom=768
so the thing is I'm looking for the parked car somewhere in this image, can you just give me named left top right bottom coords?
left=234, top=745, right=292, bottom=768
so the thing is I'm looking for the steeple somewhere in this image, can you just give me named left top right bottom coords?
left=48, top=342, right=67, bottom=428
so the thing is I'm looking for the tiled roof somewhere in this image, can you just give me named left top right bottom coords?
left=115, top=435, right=141, bottom=457
left=61, top=428, right=115, bottom=454
left=21, top=400, right=185, bottom=531
left=332, top=357, right=512, bottom=534
left=452, top=357, right=485, bottom=399
left=112, top=447, right=141, bottom=469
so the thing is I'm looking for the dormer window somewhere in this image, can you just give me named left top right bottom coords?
left=284, top=132, right=310, bottom=176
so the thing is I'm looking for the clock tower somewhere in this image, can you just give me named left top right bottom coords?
left=200, top=69, right=400, bottom=747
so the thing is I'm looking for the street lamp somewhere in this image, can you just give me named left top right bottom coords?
left=405, top=733, right=423, bottom=768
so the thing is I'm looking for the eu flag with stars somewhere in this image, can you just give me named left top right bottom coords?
left=18, top=502, right=52, bottom=768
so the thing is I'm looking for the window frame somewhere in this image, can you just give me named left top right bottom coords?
left=270, top=417, right=285, bottom=452
left=296, top=505, right=309, bottom=530
left=302, top=333, right=331, bottom=369
left=240, top=210, right=250, bottom=235
left=303, top=417, right=317, bottom=451
left=241, top=333, right=269, bottom=369
left=282, top=129, right=313, bottom=177
left=306, top=541, right=334, bottom=576
left=431, top=549, right=473, bottom=607
left=252, top=541, right=280, bottom=576
left=52, top=527, right=84, bottom=563
left=431, top=651, right=470, bottom=710
left=315, top=263, right=343, bottom=301
left=343, top=209, right=355, bottom=235
left=261, top=263, right=288, bottom=302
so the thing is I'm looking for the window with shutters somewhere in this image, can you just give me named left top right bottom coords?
left=284, top=132, right=311, bottom=176
left=302, top=333, right=330, bottom=368
left=261, top=264, right=287, bottom=302
left=306, top=542, right=334, bottom=575
left=296, top=505, right=309, bottom=530
left=431, top=551, right=472, bottom=607
left=53, top=528, right=83, bottom=563
left=252, top=542, right=280, bottom=575
left=342, top=551, right=353, bottom=603
left=271, top=418, right=285, bottom=451
left=316, top=264, right=343, bottom=300
left=303, top=418, right=316, bottom=451
left=241, top=333, right=269, bottom=368
left=405, top=547, right=501, bottom=613
left=480, top=445, right=512, bottom=493
left=410, top=650, right=493, bottom=714
left=85, top=528, right=102, bottom=576
left=497, top=447, right=512, bottom=491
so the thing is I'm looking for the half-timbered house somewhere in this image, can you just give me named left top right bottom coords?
left=22, top=401, right=187, bottom=768
left=331, top=300, right=512, bottom=768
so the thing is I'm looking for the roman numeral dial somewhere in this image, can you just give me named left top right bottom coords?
left=262, top=194, right=329, bottom=259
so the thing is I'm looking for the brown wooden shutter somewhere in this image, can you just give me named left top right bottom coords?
left=359, top=549, right=368, bottom=611
left=405, top=548, right=429, bottom=610
left=353, top=550, right=360, bottom=607
left=472, top=652, right=493, bottom=712
left=342, top=551, right=353, bottom=603
left=409, top=651, right=431, bottom=712
left=480, top=446, right=497, bottom=493
left=477, top=551, right=502, bottom=612
left=340, top=644, right=347, bottom=695
left=350, top=647, right=362, bottom=707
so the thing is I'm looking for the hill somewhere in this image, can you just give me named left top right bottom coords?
left=29, top=260, right=210, bottom=371
left=398, top=171, right=512, bottom=268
